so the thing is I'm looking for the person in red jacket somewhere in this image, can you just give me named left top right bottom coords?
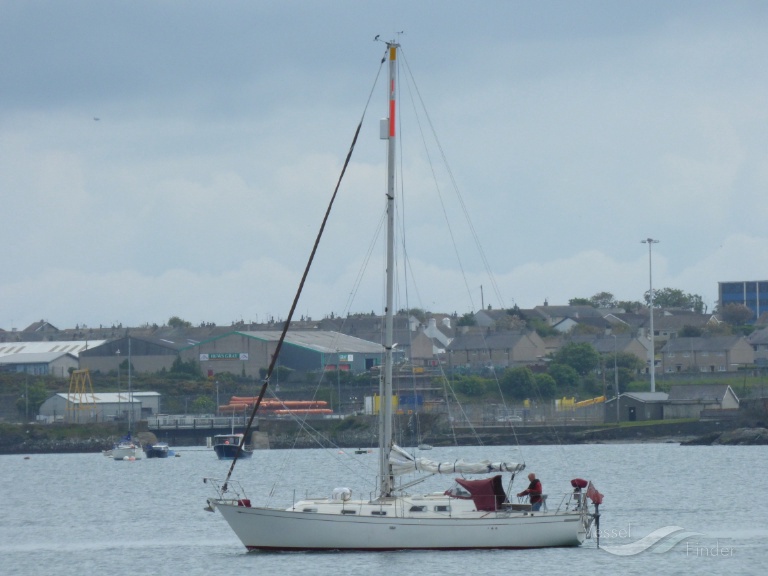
left=517, top=473, right=543, bottom=511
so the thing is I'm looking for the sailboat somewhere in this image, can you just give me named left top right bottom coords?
left=205, top=41, right=603, bottom=551
left=112, top=337, right=141, bottom=460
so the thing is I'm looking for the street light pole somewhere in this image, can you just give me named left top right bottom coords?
left=116, top=349, right=121, bottom=420
left=642, top=238, right=659, bottom=393
left=337, top=349, right=341, bottom=416
left=613, top=335, right=619, bottom=423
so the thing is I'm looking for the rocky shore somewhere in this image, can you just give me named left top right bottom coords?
left=680, top=427, right=768, bottom=446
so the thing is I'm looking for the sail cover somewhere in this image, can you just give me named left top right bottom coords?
left=454, top=475, right=507, bottom=511
left=389, top=444, right=525, bottom=476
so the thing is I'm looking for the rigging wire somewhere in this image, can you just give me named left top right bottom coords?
left=397, top=47, right=524, bottom=453
left=221, top=50, right=389, bottom=492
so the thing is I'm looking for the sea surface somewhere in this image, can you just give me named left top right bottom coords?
left=2, top=442, right=765, bottom=575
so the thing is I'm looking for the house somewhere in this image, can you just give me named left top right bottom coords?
left=660, top=336, right=754, bottom=374
left=407, top=317, right=453, bottom=367
left=747, top=327, right=768, bottom=366
left=651, top=310, right=720, bottom=342
left=604, top=392, right=668, bottom=423
left=551, top=315, right=613, bottom=334
left=474, top=309, right=516, bottom=329
left=317, top=312, right=456, bottom=368
left=446, top=331, right=545, bottom=371
left=528, top=305, right=605, bottom=328
left=665, top=384, right=740, bottom=419
left=568, top=335, right=649, bottom=367
left=21, top=320, right=60, bottom=336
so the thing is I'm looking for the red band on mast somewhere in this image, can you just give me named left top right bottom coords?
left=389, top=47, right=396, bottom=138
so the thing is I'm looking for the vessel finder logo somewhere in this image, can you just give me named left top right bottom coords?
left=601, top=525, right=703, bottom=556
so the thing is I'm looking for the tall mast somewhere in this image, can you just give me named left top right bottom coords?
left=379, top=41, right=398, bottom=498
left=128, top=337, right=133, bottom=431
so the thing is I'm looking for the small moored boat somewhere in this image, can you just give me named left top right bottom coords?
left=213, top=434, right=253, bottom=460
left=111, top=434, right=142, bottom=461
left=144, top=442, right=174, bottom=458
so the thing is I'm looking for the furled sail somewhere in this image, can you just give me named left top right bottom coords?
left=388, top=444, right=526, bottom=476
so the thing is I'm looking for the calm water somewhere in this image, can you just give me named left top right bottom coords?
left=2, top=442, right=765, bottom=575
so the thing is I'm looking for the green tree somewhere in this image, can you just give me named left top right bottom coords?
left=170, top=357, right=201, bottom=378
left=704, top=322, right=733, bottom=336
left=16, top=379, right=49, bottom=417
left=457, top=312, right=477, bottom=326
left=589, top=292, right=617, bottom=308
left=568, top=297, right=592, bottom=306
left=720, top=303, right=754, bottom=326
left=616, top=300, right=645, bottom=313
left=605, top=352, right=645, bottom=393
left=679, top=324, right=703, bottom=337
left=551, top=342, right=600, bottom=376
left=494, top=313, right=526, bottom=331
left=528, top=318, right=558, bottom=338
left=168, top=316, right=192, bottom=329
left=500, top=367, right=535, bottom=399
left=610, top=322, right=633, bottom=335
left=616, top=367, right=636, bottom=391
left=548, top=363, right=580, bottom=390
left=533, top=373, right=557, bottom=399
left=400, top=308, right=427, bottom=323
left=645, top=287, right=704, bottom=312
left=191, top=395, right=216, bottom=415
left=581, top=374, right=603, bottom=396
left=454, top=376, right=487, bottom=397
left=614, top=351, right=646, bottom=372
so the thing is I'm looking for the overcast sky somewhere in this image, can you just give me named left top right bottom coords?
left=2, top=1, right=768, bottom=331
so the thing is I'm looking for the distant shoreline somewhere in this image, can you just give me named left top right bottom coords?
left=2, top=418, right=764, bottom=454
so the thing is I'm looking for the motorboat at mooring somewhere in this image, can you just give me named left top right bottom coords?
left=213, top=433, right=253, bottom=460
left=144, top=442, right=173, bottom=458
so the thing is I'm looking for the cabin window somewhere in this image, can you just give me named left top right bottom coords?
left=434, top=505, right=451, bottom=513
left=371, top=510, right=387, bottom=516
left=341, top=509, right=357, bottom=515
left=302, top=508, right=318, bottom=513
left=409, top=506, right=427, bottom=512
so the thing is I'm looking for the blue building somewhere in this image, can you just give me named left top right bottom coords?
left=719, top=280, right=768, bottom=322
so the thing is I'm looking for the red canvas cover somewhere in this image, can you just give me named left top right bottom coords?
left=454, top=475, right=506, bottom=511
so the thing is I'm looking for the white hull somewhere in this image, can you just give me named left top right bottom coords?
left=210, top=496, right=589, bottom=551
left=112, top=445, right=142, bottom=460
